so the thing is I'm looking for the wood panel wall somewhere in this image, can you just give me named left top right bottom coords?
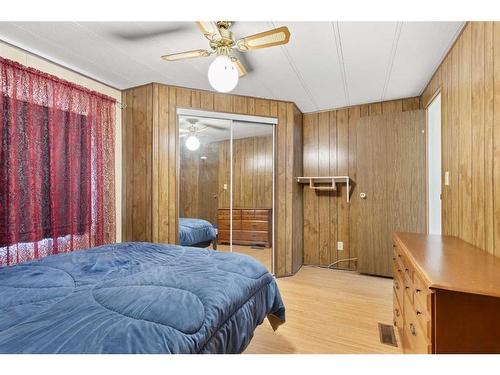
left=302, top=97, right=422, bottom=270
left=122, top=83, right=303, bottom=277
left=179, top=135, right=273, bottom=223
left=218, top=135, right=273, bottom=209
left=179, top=142, right=219, bottom=223
left=122, top=84, right=153, bottom=242
left=421, top=22, right=500, bottom=257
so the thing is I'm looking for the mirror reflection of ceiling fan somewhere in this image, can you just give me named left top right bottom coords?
left=180, top=118, right=229, bottom=151
left=161, top=22, right=291, bottom=93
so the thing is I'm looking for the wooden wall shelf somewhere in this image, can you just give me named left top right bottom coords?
left=296, top=176, right=351, bottom=202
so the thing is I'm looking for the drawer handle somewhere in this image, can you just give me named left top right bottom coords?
left=409, top=323, right=417, bottom=336
left=395, top=281, right=400, bottom=290
left=415, top=288, right=421, bottom=294
left=405, top=286, right=410, bottom=290
left=395, top=308, right=400, bottom=317
left=405, top=268, right=409, bottom=272
left=416, top=310, right=422, bottom=316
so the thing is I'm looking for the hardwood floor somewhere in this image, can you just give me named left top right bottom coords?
left=213, top=244, right=272, bottom=272
left=211, top=244, right=398, bottom=353
left=245, top=266, right=401, bottom=354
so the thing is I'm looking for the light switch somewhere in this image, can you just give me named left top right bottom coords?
left=444, top=171, right=450, bottom=186
left=223, top=183, right=228, bottom=190
left=337, top=241, right=344, bottom=251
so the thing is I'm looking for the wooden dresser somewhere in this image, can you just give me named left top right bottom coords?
left=393, top=232, right=500, bottom=353
left=217, top=208, right=272, bottom=247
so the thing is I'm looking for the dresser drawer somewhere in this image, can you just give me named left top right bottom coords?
left=403, top=280, right=414, bottom=305
left=218, top=230, right=230, bottom=242
left=218, top=209, right=230, bottom=218
left=241, top=210, right=255, bottom=219
left=217, top=220, right=241, bottom=230
left=218, top=209, right=242, bottom=220
left=239, top=230, right=269, bottom=242
left=413, top=271, right=432, bottom=315
left=393, top=291, right=403, bottom=331
left=401, top=257, right=413, bottom=285
left=241, top=220, right=269, bottom=231
left=254, top=209, right=270, bottom=216
left=218, top=220, right=230, bottom=230
left=412, top=295, right=432, bottom=342
left=241, top=209, right=271, bottom=221
left=403, top=290, right=432, bottom=354
left=393, top=265, right=404, bottom=306
left=231, top=230, right=242, bottom=240
left=394, top=248, right=412, bottom=281
left=254, top=215, right=270, bottom=222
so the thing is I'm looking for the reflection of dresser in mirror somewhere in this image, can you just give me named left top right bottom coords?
left=218, top=208, right=272, bottom=248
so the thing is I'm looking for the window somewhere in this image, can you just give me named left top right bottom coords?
left=0, top=57, right=116, bottom=266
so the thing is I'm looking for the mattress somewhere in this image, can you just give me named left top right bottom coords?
left=0, top=242, right=285, bottom=353
left=178, top=218, right=217, bottom=246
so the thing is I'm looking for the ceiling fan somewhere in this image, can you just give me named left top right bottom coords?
left=180, top=118, right=229, bottom=151
left=161, top=21, right=291, bottom=93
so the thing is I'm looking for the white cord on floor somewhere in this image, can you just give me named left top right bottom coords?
left=307, top=257, right=358, bottom=270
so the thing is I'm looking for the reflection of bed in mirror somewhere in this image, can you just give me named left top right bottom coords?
left=178, top=217, right=217, bottom=249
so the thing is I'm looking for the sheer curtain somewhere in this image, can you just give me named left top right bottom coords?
left=0, top=57, right=116, bottom=266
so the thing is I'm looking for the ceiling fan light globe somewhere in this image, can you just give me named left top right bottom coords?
left=185, top=135, right=200, bottom=151
left=208, top=55, right=239, bottom=93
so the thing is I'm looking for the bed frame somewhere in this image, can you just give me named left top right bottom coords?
left=189, top=236, right=217, bottom=250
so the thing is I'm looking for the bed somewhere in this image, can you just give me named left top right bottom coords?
left=0, top=242, right=285, bottom=354
left=179, top=218, right=217, bottom=249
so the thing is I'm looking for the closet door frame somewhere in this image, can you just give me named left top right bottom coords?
left=176, top=108, right=278, bottom=274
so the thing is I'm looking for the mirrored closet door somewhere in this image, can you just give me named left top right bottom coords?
left=178, top=111, right=275, bottom=273
left=230, top=121, right=274, bottom=272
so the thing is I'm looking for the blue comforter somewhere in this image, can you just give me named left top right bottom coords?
left=179, top=218, right=217, bottom=247
left=0, top=242, right=285, bottom=353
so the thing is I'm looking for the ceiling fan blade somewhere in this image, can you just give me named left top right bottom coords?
left=200, top=124, right=230, bottom=131
left=236, top=26, right=290, bottom=51
left=161, top=49, right=211, bottom=61
left=231, top=58, right=248, bottom=77
left=111, top=25, right=189, bottom=41
left=196, top=21, right=221, bottom=41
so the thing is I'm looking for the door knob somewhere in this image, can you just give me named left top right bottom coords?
left=360, top=192, right=367, bottom=199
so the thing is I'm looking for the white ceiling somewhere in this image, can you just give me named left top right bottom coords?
left=179, top=116, right=272, bottom=143
left=0, top=22, right=463, bottom=113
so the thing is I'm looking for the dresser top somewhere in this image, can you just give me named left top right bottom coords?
left=394, top=232, right=500, bottom=298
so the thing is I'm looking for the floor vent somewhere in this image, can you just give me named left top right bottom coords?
left=378, top=323, right=398, bottom=347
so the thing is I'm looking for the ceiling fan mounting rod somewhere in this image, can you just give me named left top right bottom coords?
left=216, top=21, right=232, bottom=30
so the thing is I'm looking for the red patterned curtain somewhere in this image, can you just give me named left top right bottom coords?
left=0, top=57, right=116, bottom=266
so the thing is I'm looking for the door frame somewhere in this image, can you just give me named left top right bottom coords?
left=424, top=91, right=442, bottom=235
left=176, top=108, right=278, bottom=275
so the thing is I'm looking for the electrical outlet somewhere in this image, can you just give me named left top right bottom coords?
left=337, top=241, right=344, bottom=251
left=223, top=183, right=227, bottom=190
